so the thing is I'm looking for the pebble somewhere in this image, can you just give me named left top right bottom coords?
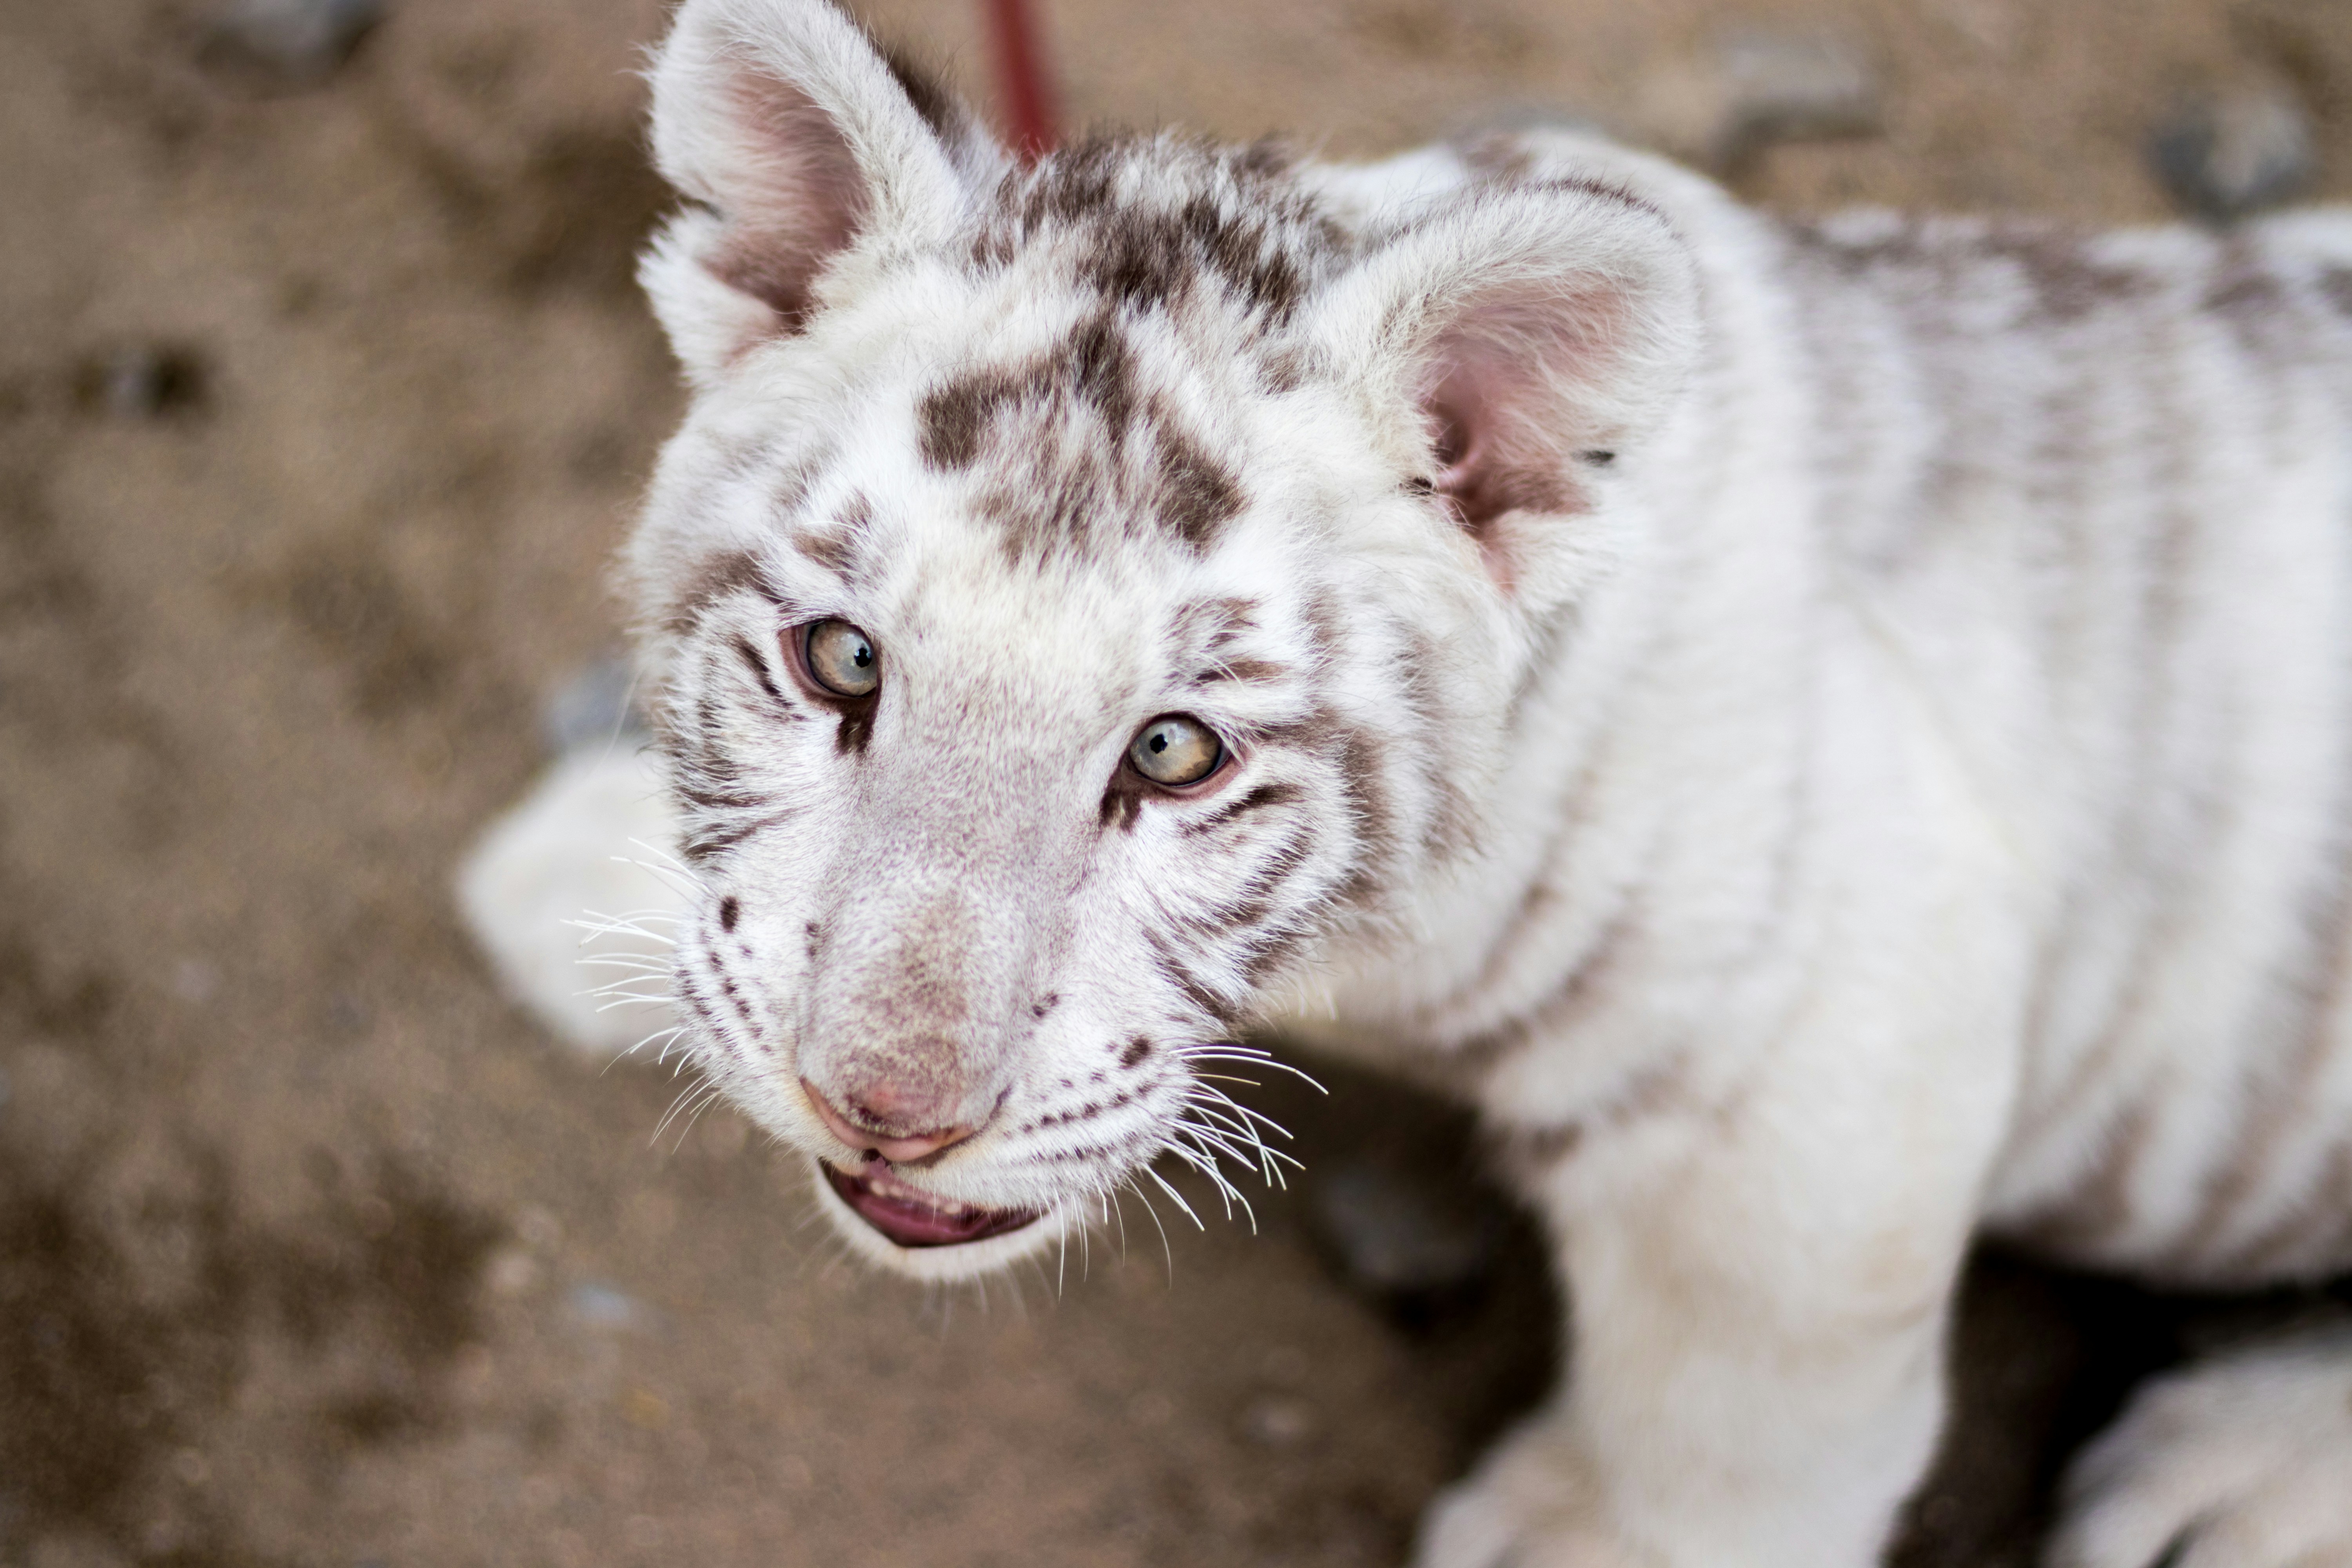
left=327, top=991, right=370, bottom=1037
left=1636, top=30, right=1881, bottom=171
left=485, top=1247, right=540, bottom=1297
left=1306, top=1158, right=1499, bottom=1303
left=198, top=0, right=384, bottom=89
left=1241, top=1394, right=1316, bottom=1447
left=540, top=656, right=647, bottom=757
left=171, top=958, right=220, bottom=1003
left=566, top=1279, right=640, bottom=1330
left=85, top=345, right=205, bottom=421
left=2150, top=79, right=2315, bottom=222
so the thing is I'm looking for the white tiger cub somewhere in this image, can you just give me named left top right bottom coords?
left=461, top=0, right=2352, bottom=1561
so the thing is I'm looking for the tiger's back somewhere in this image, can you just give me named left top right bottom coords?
left=1776, top=210, right=2352, bottom=1283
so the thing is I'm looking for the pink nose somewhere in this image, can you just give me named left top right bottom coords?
left=800, top=1079, right=976, bottom=1163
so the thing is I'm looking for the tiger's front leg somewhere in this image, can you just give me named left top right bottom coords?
left=1419, top=1020, right=2012, bottom=1568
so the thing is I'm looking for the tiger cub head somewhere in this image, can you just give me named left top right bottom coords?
left=629, top=0, right=1699, bottom=1277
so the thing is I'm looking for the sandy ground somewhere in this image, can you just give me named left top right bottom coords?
left=4, top=0, right=2352, bottom=1564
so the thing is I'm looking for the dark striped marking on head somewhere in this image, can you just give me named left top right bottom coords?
left=665, top=546, right=782, bottom=633
left=918, top=313, right=1141, bottom=470
left=972, top=134, right=1348, bottom=319
left=1155, top=427, right=1244, bottom=546
left=1076, top=189, right=1306, bottom=322
left=917, top=316, right=1245, bottom=559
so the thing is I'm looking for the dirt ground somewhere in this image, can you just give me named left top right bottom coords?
left=5, top=0, right=2352, bottom=1565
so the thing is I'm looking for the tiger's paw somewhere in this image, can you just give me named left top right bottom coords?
left=2047, top=1330, right=2352, bottom=1568
left=456, top=744, right=687, bottom=1057
left=1415, top=1417, right=1655, bottom=1568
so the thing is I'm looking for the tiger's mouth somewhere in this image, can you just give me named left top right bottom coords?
left=821, top=1158, right=1045, bottom=1249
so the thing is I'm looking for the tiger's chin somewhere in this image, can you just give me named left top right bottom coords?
left=806, top=1157, right=1071, bottom=1281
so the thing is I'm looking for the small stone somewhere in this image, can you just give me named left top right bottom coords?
left=540, top=656, right=646, bottom=757
left=1931, top=0, right=2020, bottom=58
left=1242, top=1394, right=1315, bottom=1446
left=198, top=0, right=384, bottom=90
left=485, top=1247, right=540, bottom=1297
left=2151, top=78, right=2316, bottom=222
left=1307, top=1158, right=1499, bottom=1303
left=327, top=991, right=370, bottom=1036
left=171, top=959, right=220, bottom=1003
left=567, top=1279, right=639, bottom=1330
left=82, top=346, right=206, bottom=421
left=1636, top=30, right=1881, bottom=171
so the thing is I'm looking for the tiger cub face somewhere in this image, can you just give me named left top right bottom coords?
left=629, top=0, right=1697, bottom=1277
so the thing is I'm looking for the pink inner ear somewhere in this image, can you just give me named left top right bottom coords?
left=1414, top=256, right=1655, bottom=558
left=1425, top=345, right=1584, bottom=541
left=708, top=74, right=872, bottom=332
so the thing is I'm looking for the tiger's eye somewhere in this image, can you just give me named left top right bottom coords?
left=803, top=619, right=878, bottom=697
left=1129, top=714, right=1223, bottom=787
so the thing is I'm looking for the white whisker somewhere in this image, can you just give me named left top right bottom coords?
left=651, top=1074, right=719, bottom=1147
left=604, top=1025, right=686, bottom=1076
left=1165, top=1140, right=1257, bottom=1231
left=568, top=912, right=681, bottom=948
left=1142, top=1165, right=1205, bottom=1232
left=1162, top=1140, right=1236, bottom=1218
left=627, top=837, right=709, bottom=887
left=1187, top=1082, right=1299, bottom=1142
left=1120, top=1178, right=1174, bottom=1281
left=585, top=977, right=673, bottom=998
left=1175, top=1045, right=1327, bottom=1093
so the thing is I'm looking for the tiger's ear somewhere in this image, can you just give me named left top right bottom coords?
left=642, top=0, right=1005, bottom=386
left=1309, top=181, right=1701, bottom=592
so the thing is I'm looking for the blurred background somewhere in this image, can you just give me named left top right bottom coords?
left=4, top=0, right=2351, bottom=1564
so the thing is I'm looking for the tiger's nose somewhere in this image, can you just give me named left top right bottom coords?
left=799, top=1079, right=977, bottom=1163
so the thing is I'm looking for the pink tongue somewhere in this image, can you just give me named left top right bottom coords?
left=824, top=1163, right=1040, bottom=1248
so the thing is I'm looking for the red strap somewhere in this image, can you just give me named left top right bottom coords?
left=985, top=0, right=1057, bottom=161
